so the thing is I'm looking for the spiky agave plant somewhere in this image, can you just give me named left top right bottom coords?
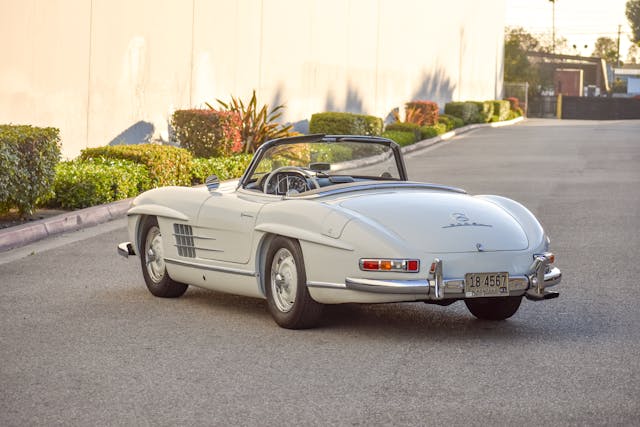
left=209, top=90, right=294, bottom=153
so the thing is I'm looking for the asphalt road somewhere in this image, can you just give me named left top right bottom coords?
left=1, top=119, right=639, bottom=426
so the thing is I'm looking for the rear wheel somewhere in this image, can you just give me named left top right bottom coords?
left=139, top=216, right=188, bottom=298
left=465, top=296, right=522, bottom=321
left=265, top=236, right=323, bottom=329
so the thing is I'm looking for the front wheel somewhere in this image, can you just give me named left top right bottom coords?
left=265, top=237, right=323, bottom=329
left=465, top=296, right=522, bottom=321
left=139, top=216, right=188, bottom=298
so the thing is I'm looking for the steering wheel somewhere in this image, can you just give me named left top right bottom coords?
left=263, top=166, right=320, bottom=195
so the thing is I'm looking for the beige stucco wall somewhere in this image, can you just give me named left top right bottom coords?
left=0, top=0, right=505, bottom=159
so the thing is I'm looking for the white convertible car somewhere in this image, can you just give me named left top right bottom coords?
left=118, top=134, right=561, bottom=329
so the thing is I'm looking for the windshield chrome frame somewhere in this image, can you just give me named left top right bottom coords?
left=237, top=134, right=408, bottom=189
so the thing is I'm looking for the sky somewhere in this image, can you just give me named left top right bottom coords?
left=505, top=0, right=635, bottom=59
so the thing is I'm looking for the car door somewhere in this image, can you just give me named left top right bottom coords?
left=195, top=191, right=267, bottom=264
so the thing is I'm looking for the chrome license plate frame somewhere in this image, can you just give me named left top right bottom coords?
left=464, top=272, right=510, bottom=298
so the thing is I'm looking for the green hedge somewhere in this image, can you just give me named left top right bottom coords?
left=190, top=154, right=252, bottom=185
left=80, top=144, right=193, bottom=188
left=438, top=114, right=464, bottom=130
left=309, top=112, right=383, bottom=136
left=172, top=109, right=243, bottom=158
left=420, top=123, right=447, bottom=139
left=386, top=122, right=447, bottom=141
left=385, top=122, right=422, bottom=140
left=381, top=130, right=416, bottom=146
left=52, top=158, right=150, bottom=209
left=445, top=101, right=495, bottom=124
left=0, top=125, right=61, bottom=216
left=492, top=100, right=511, bottom=122
left=444, top=102, right=478, bottom=124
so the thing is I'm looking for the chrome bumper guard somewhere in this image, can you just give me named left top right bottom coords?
left=118, top=242, right=136, bottom=258
left=344, top=254, right=561, bottom=301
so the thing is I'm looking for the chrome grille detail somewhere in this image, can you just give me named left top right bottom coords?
left=173, top=224, right=195, bottom=258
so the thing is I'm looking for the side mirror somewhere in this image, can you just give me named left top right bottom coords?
left=205, top=174, right=219, bottom=191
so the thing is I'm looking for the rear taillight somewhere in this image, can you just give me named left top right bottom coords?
left=359, top=258, right=420, bottom=273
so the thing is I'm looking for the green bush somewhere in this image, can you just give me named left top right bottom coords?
left=438, top=114, right=464, bottom=130
left=385, top=122, right=422, bottom=140
left=381, top=130, right=416, bottom=146
left=309, top=112, right=383, bottom=136
left=469, top=101, right=494, bottom=123
left=492, top=100, right=511, bottom=122
left=420, top=123, right=447, bottom=139
left=52, top=158, right=150, bottom=209
left=405, top=101, right=439, bottom=126
left=190, top=154, right=252, bottom=185
left=444, top=101, right=495, bottom=124
left=80, top=144, right=193, bottom=188
left=444, top=102, right=478, bottom=124
left=0, top=125, right=61, bottom=216
left=172, top=109, right=243, bottom=157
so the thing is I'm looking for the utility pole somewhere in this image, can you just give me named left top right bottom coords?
left=616, top=24, right=622, bottom=67
left=549, top=0, right=556, bottom=54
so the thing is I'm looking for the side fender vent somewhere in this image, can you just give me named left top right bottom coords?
left=173, top=223, right=195, bottom=258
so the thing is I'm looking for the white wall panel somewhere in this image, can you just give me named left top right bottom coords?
left=0, top=0, right=505, bottom=158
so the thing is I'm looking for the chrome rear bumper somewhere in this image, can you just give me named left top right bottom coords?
left=118, top=242, right=136, bottom=258
left=344, top=254, right=561, bottom=301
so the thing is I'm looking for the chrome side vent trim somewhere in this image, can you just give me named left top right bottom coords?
left=173, top=224, right=195, bottom=258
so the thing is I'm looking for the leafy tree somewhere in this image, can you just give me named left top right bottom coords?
left=592, top=37, right=619, bottom=64
left=627, top=0, right=640, bottom=43
left=504, top=27, right=540, bottom=83
left=504, top=27, right=556, bottom=95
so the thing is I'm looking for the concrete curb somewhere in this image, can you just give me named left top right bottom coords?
left=0, top=198, right=132, bottom=252
left=0, top=116, right=524, bottom=253
left=401, top=116, right=524, bottom=154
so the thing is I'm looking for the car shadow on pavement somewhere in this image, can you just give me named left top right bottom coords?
left=152, top=286, right=578, bottom=341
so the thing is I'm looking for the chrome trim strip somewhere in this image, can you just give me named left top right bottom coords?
left=164, top=257, right=257, bottom=277
left=289, top=182, right=466, bottom=199
left=173, top=245, right=224, bottom=253
left=307, top=281, right=347, bottom=290
left=345, top=277, right=430, bottom=294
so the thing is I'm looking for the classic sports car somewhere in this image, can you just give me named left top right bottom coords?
left=118, top=134, right=561, bottom=329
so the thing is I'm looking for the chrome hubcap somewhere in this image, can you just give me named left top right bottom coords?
left=145, top=226, right=165, bottom=283
left=270, top=248, right=297, bottom=313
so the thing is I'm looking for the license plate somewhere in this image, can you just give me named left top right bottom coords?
left=464, top=272, right=509, bottom=297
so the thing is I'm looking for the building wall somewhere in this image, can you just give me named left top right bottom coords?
left=0, top=0, right=505, bottom=159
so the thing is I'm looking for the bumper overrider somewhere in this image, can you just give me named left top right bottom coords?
left=345, top=253, right=561, bottom=302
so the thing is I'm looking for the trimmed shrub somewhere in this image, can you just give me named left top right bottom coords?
left=381, top=130, right=416, bottom=147
left=444, top=102, right=479, bottom=124
left=80, top=144, right=193, bottom=188
left=0, top=125, right=61, bottom=216
left=172, top=109, right=243, bottom=157
left=405, top=101, right=439, bottom=126
left=385, top=122, right=422, bottom=140
left=52, top=158, right=150, bottom=209
left=309, top=112, right=383, bottom=136
left=438, top=114, right=464, bottom=130
left=420, top=123, right=447, bottom=139
left=190, top=154, right=253, bottom=185
left=492, top=100, right=511, bottom=122
left=469, top=101, right=494, bottom=123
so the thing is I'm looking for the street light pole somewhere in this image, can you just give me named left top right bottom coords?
left=549, top=0, right=556, bottom=54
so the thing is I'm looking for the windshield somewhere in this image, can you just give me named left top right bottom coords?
left=249, top=141, right=401, bottom=181
left=241, top=138, right=405, bottom=196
